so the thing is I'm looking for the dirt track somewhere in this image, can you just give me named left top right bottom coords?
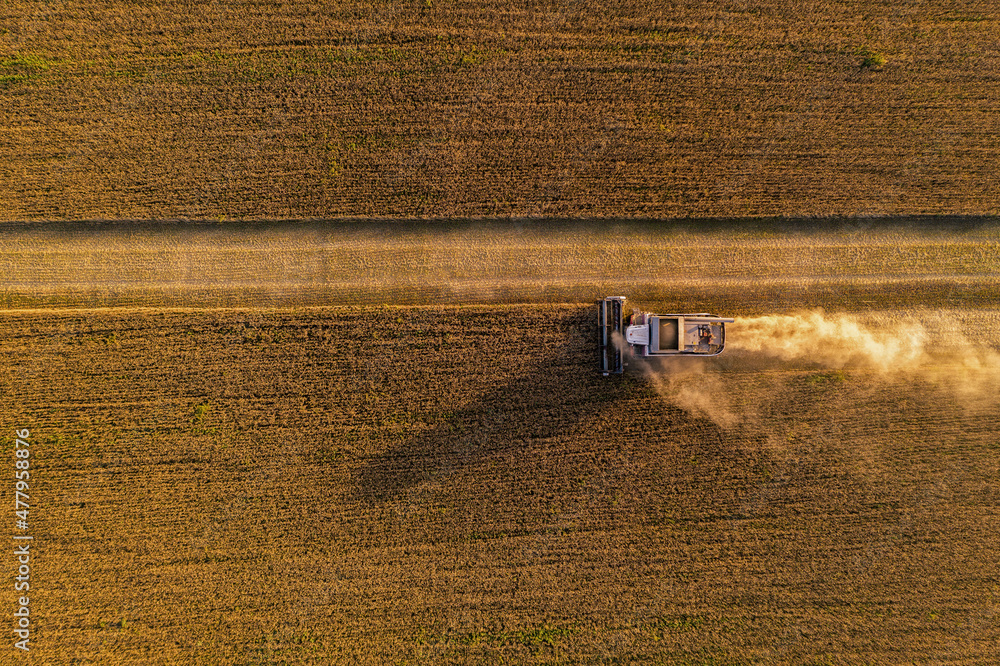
left=0, top=219, right=997, bottom=311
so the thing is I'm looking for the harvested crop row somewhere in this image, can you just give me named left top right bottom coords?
left=0, top=219, right=997, bottom=311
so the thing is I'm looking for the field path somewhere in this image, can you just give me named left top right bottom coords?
left=1, top=219, right=998, bottom=311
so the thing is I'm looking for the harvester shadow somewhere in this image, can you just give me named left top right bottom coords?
left=351, top=317, right=755, bottom=505
left=353, top=309, right=641, bottom=503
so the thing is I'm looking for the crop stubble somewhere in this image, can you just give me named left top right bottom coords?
left=3, top=300, right=999, bottom=664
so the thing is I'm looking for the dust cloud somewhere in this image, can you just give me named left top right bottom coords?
left=642, top=357, right=739, bottom=429
left=730, top=310, right=927, bottom=374
left=636, top=310, right=1000, bottom=426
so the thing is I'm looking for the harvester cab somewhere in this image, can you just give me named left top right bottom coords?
left=599, top=296, right=734, bottom=375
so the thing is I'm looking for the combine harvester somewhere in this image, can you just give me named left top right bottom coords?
left=598, top=296, right=734, bottom=375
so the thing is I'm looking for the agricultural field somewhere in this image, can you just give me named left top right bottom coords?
left=4, top=0, right=1000, bottom=662
left=0, top=221, right=997, bottom=663
left=2, top=0, right=1000, bottom=219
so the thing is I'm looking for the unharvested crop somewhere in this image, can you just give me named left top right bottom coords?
left=3, top=1, right=1000, bottom=219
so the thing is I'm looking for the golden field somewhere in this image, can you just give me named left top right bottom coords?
left=3, top=298, right=999, bottom=664
left=3, top=0, right=1000, bottom=662
left=2, top=1, right=1000, bottom=219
